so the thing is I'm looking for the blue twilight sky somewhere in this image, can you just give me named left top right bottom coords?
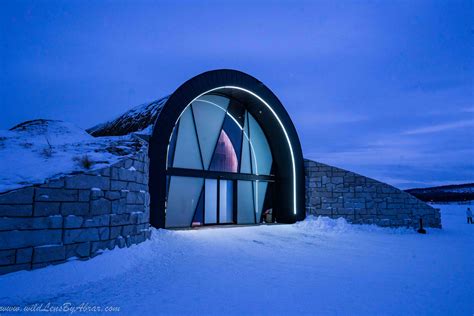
left=1, top=0, right=472, bottom=189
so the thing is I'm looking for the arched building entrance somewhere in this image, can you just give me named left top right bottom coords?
left=149, top=70, right=305, bottom=228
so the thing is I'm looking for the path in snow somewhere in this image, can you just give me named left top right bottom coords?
left=0, top=204, right=472, bottom=315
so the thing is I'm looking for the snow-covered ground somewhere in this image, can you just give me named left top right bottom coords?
left=0, top=120, right=143, bottom=192
left=0, top=204, right=472, bottom=315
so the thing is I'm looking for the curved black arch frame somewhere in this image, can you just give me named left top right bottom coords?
left=149, top=69, right=305, bottom=228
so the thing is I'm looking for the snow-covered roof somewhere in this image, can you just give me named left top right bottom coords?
left=87, top=96, right=169, bottom=137
left=0, top=119, right=145, bottom=193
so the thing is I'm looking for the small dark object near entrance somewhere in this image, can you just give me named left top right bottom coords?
left=417, top=218, right=427, bottom=234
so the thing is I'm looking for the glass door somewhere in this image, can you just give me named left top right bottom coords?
left=204, top=179, right=218, bottom=224
left=204, top=179, right=235, bottom=225
left=219, top=180, right=233, bottom=224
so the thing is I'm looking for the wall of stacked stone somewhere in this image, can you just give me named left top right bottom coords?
left=0, top=150, right=151, bottom=275
left=304, top=159, right=441, bottom=228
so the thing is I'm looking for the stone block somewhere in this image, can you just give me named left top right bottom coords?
left=90, top=189, right=104, bottom=200
left=110, top=226, right=122, bottom=239
left=16, top=247, right=33, bottom=264
left=134, top=232, right=147, bottom=244
left=33, top=245, right=65, bottom=263
left=78, top=190, right=90, bottom=202
left=121, top=225, right=136, bottom=236
left=126, top=204, right=144, bottom=214
left=118, top=168, right=136, bottom=182
left=65, top=174, right=110, bottom=190
left=127, top=182, right=147, bottom=192
left=34, top=202, right=60, bottom=216
left=64, top=215, right=84, bottom=228
left=83, top=215, right=110, bottom=227
left=116, top=236, right=126, bottom=248
left=63, top=228, right=101, bottom=244
left=91, top=240, right=115, bottom=253
left=0, top=230, right=62, bottom=249
left=111, top=200, right=127, bottom=214
left=344, top=202, right=365, bottom=209
left=0, top=216, right=62, bottom=231
left=90, top=198, right=111, bottom=215
left=134, top=172, right=145, bottom=184
left=61, top=202, right=89, bottom=215
left=132, top=212, right=148, bottom=224
left=43, top=179, right=64, bottom=188
left=123, top=159, right=133, bottom=169
left=98, top=167, right=111, bottom=177
left=0, top=187, right=34, bottom=204
left=110, top=214, right=130, bottom=226
left=65, top=242, right=90, bottom=258
left=106, top=191, right=121, bottom=201
left=133, top=161, right=145, bottom=173
left=0, top=204, right=33, bottom=216
left=0, top=250, right=16, bottom=265
left=314, top=209, right=332, bottom=216
left=111, top=180, right=128, bottom=191
left=36, top=188, right=77, bottom=202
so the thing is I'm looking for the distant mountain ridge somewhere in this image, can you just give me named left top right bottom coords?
left=87, top=96, right=169, bottom=137
left=405, top=183, right=474, bottom=202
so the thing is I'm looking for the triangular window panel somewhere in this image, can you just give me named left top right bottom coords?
left=221, top=114, right=243, bottom=167
left=248, top=114, right=273, bottom=175
left=209, top=130, right=238, bottom=173
left=172, top=107, right=203, bottom=170
left=192, top=95, right=229, bottom=169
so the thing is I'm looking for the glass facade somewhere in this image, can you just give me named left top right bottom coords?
left=165, top=94, right=274, bottom=228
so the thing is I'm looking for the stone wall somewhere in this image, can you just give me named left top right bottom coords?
left=304, top=159, right=441, bottom=228
left=0, top=149, right=151, bottom=275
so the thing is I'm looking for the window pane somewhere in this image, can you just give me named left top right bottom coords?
left=209, top=130, right=238, bottom=172
left=205, top=179, right=218, bottom=224
left=192, top=189, right=204, bottom=227
left=248, top=114, right=272, bottom=175
left=192, top=95, right=229, bottom=169
left=221, top=115, right=243, bottom=168
left=172, top=107, right=203, bottom=170
left=237, top=180, right=255, bottom=224
left=166, top=176, right=203, bottom=228
left=167, top=122, right=179, bottom=168
left=219, top=180, right=233, bottom=224
left=256, top=181, right=268, bottom=223
left=240, top=113, right=252, bottom=174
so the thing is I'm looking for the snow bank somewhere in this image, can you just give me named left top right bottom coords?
left=0, top=119, right=143, bottom=192
left=296, top=215, right=416, bottom=234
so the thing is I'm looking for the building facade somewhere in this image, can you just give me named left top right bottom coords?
left=148, top=70, right=306, bottom=228
left=0, top=69, right=441, bottom=275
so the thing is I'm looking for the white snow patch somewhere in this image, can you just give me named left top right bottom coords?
left=128, top=166, right=136, bottom=171
left=0, top=120, right=143, bottom=192
left=91, top=188, right=101, bottom=191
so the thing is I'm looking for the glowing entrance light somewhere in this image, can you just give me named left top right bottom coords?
left=165, top=86, right=297, bottom=216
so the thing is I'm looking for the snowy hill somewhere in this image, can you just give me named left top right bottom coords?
left=406, top=183, right=474, bottom=202
left=87, top=96, right=169, bottom=137
left=0, top=119, right=144, bottom=193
